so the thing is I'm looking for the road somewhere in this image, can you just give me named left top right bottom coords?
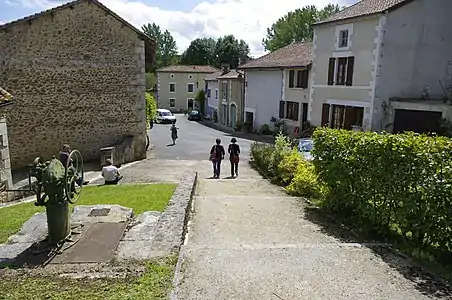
left=149, top=115, right=252, bottom=161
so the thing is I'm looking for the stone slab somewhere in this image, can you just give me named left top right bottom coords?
left=7, top=213, right=47, bottom=244
left=0, top=242, right=33, bottom=264
left=116, top=240, right=154, bottom=261
left=71, top=205, right=132, bottom=224
left=51, top=222, right=127, bottom=264
left=177, top=246, right=434, bottom=300
left=122, top=211, right=161, bottom=241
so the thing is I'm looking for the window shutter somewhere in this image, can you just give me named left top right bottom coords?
left=289, top=70, right=295, bottom=88
left=327, top=58, right=336, bottom=85
left=321, top=103, right=330, bottom=126
left=346, top=56, right=355, bottom=86
left=302, top=70, right=309, bottom=88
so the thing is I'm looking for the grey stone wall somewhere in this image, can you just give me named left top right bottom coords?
left=0, top=1, right=147, bottom=169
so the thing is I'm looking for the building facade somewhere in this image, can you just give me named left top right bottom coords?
left=309, top=0, right=452, bottom=134
left=0, top=88, right=13, bottom=202
left=0, top=0, right=155, bottom=169
left=240, top=42, right=312, bottom=136
left=217, top=70, right=245, bottom=129
left=156, top=65, right=219, bottom=113
left=204, top=71, right=222, bottom=118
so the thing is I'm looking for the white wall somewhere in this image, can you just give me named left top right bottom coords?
left=206, top=80, right=219, bottom=109
left=244, top=69, right=283, bottom=130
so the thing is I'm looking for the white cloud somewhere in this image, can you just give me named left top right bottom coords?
left=8, top=0, right=353, bottom=57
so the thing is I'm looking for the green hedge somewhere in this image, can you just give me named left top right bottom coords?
left=312, top=128, right=452, bottom=252
left=250, top=135, right=324, bottom=199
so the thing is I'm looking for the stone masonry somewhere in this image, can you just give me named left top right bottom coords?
left=0, top=0, right=155, bottom=169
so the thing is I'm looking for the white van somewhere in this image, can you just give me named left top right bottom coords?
left=156, top=109, right=176, bottom=124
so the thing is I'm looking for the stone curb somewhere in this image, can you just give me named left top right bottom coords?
left=149, top=172, right=198, bottom=257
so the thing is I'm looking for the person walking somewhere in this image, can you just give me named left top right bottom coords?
left=210, top=138, right=225, bottom=178
left=228, top=137, right=240, bottom=178
left=170, top=124, right=179, bottom=145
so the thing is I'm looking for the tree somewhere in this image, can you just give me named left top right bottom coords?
left=145, top=92, right=157, bottom=122
left=215, top=35, right=251, bottom=69
left=195, top=90, right=206, bottom=114
left=145, top=73, right=156, bottom=91
left=142, top=23, right=179, bottom=71
left=180, top=38, right=217, bottom=66
left=262, top=4, right=341, bottom=52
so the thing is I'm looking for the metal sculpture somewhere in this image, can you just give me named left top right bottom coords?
left=29, top=150, right=84, bottom=245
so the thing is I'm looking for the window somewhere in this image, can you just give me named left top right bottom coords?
left=296, top=70, right=309, bottom=88
left=215, top=89, right=218, bottom=99
left=207, top=88, right=211, bottom=98
left=285, top=101, right=299, bottom=121
left=288, top=70, right=295, bottom=88
left=330, top=105, right=364, bottom=129
left=327, top=56, right=355, bottom=86
left=169, top=98, right=175, bottom=107
left=188, top=74, right=193, bottom=79
left=222, top=82, right=228, bottom=99
left=279, top=101, right=285, bottom=119
left=339, top=30, right=349, bottom=48
left=187, top=98, right=194, bottom=109
left=188, top=83, right=194, bottom=93
left=170, top=74, right=175, bottom=79
left=169, top=83, right=176, bottom=93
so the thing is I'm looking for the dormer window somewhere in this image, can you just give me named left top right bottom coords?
left=339, top=30, right=349, bottom=48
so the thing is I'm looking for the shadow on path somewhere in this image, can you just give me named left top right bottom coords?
left=301, top=202, right=452, bottom=299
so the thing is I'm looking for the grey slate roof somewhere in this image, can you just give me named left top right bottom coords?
left=205, top=71, right=223, bottom=81
left=238, top=42, right=312, bottom=70
left=217, top=70, right=244, bottom=79
left=158, top=65, right=220, bottom=73
left=316, top=0, right=412, bottom=25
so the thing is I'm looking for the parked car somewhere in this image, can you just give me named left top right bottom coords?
left=156, top=109, right=176, bottom=124
left=188, top=110, right=202, bottom=121
left=298, top=138, right=314, bottom=161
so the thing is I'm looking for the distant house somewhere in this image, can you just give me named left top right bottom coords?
left=239, top=42, right=312, bottom=136
left=0, top=0, right=156, bottom=169
left=310, top=0, right=452, bottom=133
left=156, top=65, right=219, bottom=113
left=204, top=71, right=223, bottom=118
left=217, top=69, right=245, bottom=129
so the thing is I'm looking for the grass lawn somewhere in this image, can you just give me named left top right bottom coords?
left=0, top=255, right=177, bottom=300
left=0, top=183, right=177, bottom=243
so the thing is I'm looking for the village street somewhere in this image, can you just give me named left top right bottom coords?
left=143, top=115, right=449, bottom=300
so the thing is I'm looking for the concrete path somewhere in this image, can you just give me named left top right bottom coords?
left=175, top=162, right=448, bottom=300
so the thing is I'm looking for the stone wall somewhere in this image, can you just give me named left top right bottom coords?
left=0, top=0, right=147, bottom=169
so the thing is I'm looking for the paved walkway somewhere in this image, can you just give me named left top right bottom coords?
left=175, top=162, right=448, bottom=300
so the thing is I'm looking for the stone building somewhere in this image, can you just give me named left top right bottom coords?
left=0, top=0, right=156, bottom=169
left=0, top=87, right=13, bottom=202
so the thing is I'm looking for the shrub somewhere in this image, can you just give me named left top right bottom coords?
left=260, top=124, right=272, bottom=135
left=312, top=127, right=452, bottom=252
left=277, top=149, right=304, bottom=186
left=287, top=162, right=325, bottom=200
left=145, top=92, right=157, bottom=122
left=249, top=142, right=275, bottom=176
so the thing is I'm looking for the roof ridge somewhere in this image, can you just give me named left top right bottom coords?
left=0, top=0, right=154, bottom=45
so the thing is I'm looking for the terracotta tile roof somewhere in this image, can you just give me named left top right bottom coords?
left=239, top=42, right=312, bottom=70
left=217, top=70, right=244, bottom=79
left=205, top=71, right=223, bottom=81
left=158, top=65, right=220, bottom=73
left=0, top=0, right=155, bottom=47
left=316, top=0, right=412, bottom=25
left=0, top=87, right=13, bottom=106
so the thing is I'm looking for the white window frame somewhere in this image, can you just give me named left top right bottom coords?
left=338, top=30, right=349, bottom=48
left=334, top=24, right=353, bottom=51
left=169, top=98, right=176, bottom=108
left=207, top=88, right=212, bottom=98
left=169, top=83, right=176, bottom=93
left=187, top=83, right=194, bottom=93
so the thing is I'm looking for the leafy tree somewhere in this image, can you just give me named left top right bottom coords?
left=145, top=73, right=156, bottom=91
left=181, top=38, right=217, bottom=66
left=195, top=90, right=206, bottom=114
left=215, top=35, right=251, bottom=69
left=142, top=23, right=178, bottom=71
left=145, top=92, right=157, bottom=122
left=262, top=4, right=341, bottom=52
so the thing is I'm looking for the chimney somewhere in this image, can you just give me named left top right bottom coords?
left=220, top=62, right=230, bottom=75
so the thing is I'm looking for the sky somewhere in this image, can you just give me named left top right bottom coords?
left=0, top=0, right=357, bottom=57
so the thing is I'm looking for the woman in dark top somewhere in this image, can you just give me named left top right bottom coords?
left=228, top=138, right=240, bottom=178
left=210, top=138, right=225, bottom=178
left=170, top=124, right=179, bottom=145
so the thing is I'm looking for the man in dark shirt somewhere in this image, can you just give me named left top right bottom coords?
left=59, top=144, right=89, bottom=185
left=210, top=138, right=225, bottom=178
